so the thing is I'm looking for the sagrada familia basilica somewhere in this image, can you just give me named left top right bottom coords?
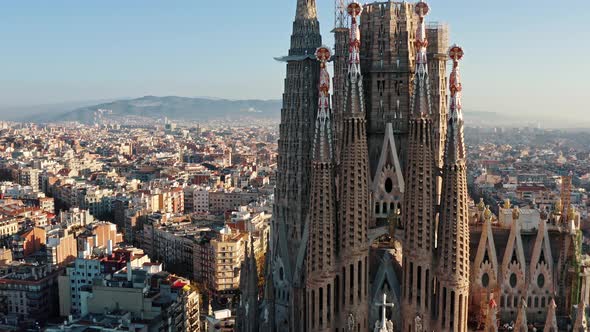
left=235, top=0, right=590, bottom=331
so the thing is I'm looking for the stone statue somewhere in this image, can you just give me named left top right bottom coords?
left=347, top=313, right=356, bottom=332
left=386, top=320, right=394, bottom=331
left=415, top=314, right=422, bottom=332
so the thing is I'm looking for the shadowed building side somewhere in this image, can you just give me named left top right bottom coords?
left=270, top=0, right=322, bottom=330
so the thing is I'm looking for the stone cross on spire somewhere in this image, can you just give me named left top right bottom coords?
left=373, top=293, right=395, bottom=332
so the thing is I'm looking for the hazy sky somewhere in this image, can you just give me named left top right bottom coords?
left=1, top=0, right=588, bottom=121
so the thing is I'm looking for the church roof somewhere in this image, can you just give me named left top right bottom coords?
left=470, top=225, right=565, bottom=266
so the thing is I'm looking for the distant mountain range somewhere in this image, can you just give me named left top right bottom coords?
left=22, top=96, right=282, bottom=123
left=1, top=95, right=586, bottom=128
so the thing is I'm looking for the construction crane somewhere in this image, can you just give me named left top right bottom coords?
left=560, top=172, right=572, bottom=222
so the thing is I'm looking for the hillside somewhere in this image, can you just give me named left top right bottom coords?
left=37, top=96, right=282, bottom=123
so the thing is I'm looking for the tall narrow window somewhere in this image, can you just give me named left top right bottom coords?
left=450, top=291, right=456, bottom=329
left=311, top=290, right=315, bottom=328
left=319, top=287, right=323, bottom=327
left=417, top=266, right=422, bottom=306
left=342, top=267, right=346, bottom=307
left=425, top=269, right=430, bottom=309
left=442, top=287, right=447, bottom=327
left=349, top=264, right=354, bottom=304
left=409, top=262, right=414, bottom=303
left=358, top=260, right=362, bottom=300
left=327, top=284, right=331, bottom=323
left=335, top=276, right=340, bottom=313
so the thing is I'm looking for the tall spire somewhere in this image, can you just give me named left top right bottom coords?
left=445, top=45, right=466, bottom=162
left=269, top=0, right=322, bottom=328
left=336, top=2, right=370, bottom=329
left=339, top=0, right=368, bottom=251
left=435, top=43, right=470, bottom=332
left=296, top=0, right=317, bottom=20
left=401, top=1, right=438, bottom=330
left=410, top=1, right=433, bottom=117
left=305, top=46, right=339, bottom=331
left=236, top=235, right=259, bottom=332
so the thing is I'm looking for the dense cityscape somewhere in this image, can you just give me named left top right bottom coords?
left=0, top=0, right=588, bottom=332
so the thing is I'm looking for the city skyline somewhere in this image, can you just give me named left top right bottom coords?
left=1, top=1, right=588, bottom=123
left=0, top=1, right=589, bottom=331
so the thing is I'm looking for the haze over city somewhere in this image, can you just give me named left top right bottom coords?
left=1, top=0, right=588, bottom=126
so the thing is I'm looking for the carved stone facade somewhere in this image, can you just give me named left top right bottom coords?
left=236, top=240, right=259, bottom=332
left=360, top=2, right=448, bottom=177
left=469, top=201, right=589, bottom=330
left=435, top=45, right=469, bottom=332
left=360, top=2, right=415, bottom=177
left=335, top=4, right=370, bottom=330
left=371, top=123, right=404, bottom=224
left=305, top=46, right=337, bottom=332
left=400, top=3, right=438, bottom=331
left=270, top=0, right=322, bottom=330
left=249, top=1, right=590, bottom=331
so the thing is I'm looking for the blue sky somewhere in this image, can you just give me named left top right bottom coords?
left=0, top=0, right=588, bottom=119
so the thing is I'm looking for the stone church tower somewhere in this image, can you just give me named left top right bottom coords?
left=305, top=46, right=338, bottom=332
left=400, top=2, right=438, bottom=330
left=360, top=1, right=416, bottom=177
left=257, top=1, right=477, bottom=331
left=236, top=239, right=259, bottom=332
left=359, top=2, right=448, bottom=176
left=336, top=3, right=371, bottom=330
left=270, top=0, right=322, bottom=330
left=435, top=45, right=470, bottom=332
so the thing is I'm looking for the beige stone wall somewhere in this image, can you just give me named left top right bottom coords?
left=86, top=286, right=157, bottom=319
